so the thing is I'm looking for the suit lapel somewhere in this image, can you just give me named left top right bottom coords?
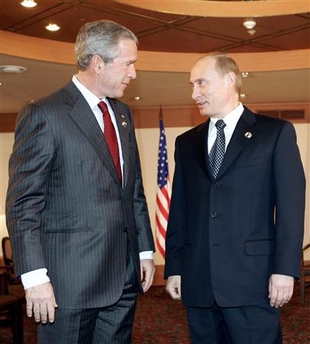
left=63, top=82, right=121, bottom=185
left=194, top=120, right=212, bottom=179
left=217, top=108, right=257, bottom=178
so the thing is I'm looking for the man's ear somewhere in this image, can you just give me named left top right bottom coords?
left=226, top=72, right=236, bottom=89
left=91, top=55, right=103, bottom=73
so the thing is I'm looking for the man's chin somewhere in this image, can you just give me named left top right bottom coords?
left=199, top=109, right=209, bottom=117
left=110, top=91, right=124, bottom=99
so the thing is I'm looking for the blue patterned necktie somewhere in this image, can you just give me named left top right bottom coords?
left=209, top=119, right=226, bottom=178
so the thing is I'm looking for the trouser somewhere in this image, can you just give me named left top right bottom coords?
left=186, top=301, right=282, bottom=344
left=38, top=252, right=138, bottom=344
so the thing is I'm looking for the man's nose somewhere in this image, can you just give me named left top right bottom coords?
left=191, top=86, right=199, bottom=100
left=128, top=64, right=137, bottom=79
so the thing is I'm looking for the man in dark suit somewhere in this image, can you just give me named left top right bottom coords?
left=164, top=52, right=305, bottom=344
left=6, top=20, right=155, bottom=344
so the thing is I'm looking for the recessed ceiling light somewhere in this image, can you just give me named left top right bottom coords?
left=45, top=23, right=60, bottom=32
left=243, top=19, right=256, bottom=30
left=240, top=93, right=247, bottom=99
left=21, top=0, right=37, bottom=8
left=0, top=65, right=27, bottom=74
left=247, top=29, right=256, bottom=36
left=134, top=96, right=140, bottom=101
left=241, top=72, right=249, bottom=78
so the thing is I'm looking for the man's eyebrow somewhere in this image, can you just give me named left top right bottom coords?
left=190, top=78, right=205, bottom=84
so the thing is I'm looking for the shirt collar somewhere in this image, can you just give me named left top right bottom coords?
left=209, top=103, right=244, bottom=129
left=72, top=75, right=108, bottom=111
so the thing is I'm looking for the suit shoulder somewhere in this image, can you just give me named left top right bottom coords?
left=35, top=81, right=75, bottom=107
left=107, top=98, right=130, bottom=112
left=177, top=121, right=208, bottom=140
left=16, top=81, right=77, bottom=124
left=254, top=112, right=294, bottom=130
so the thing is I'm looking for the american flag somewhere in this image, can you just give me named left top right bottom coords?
left=155, top=113, right=171, bottom=258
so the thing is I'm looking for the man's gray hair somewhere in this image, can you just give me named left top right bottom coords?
left=75, top=20, right=138, bottom=71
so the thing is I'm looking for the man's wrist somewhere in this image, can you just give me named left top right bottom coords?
left=139, top=251, right=153, bottom=260
left=21, top=268, right=50, bottom=289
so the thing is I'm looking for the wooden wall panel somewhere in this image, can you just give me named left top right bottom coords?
left=1, top=103, right=309, bottom=133
left=0, top=113, right=18, bottom=133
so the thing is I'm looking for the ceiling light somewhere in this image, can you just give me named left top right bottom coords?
left=45, top=23, right=60, bottom=32
left=0, top=65, right=27, bottom=74
left=240, top=93, right=247, bottom=99
left=241, top=72, right=249, bottom=78
left=21, top=0, right=37, bottom=8
left=247, top=29, right=256, bottom=36
left=243, top=19, right=256, bottom=30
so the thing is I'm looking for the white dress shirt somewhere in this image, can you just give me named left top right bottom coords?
left=208, top=103, right=244, bottom=153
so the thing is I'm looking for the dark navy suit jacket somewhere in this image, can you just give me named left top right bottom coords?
left=164, top=106, right=305, bottom=308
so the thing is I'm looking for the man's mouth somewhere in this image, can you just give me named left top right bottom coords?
left=197, top=101, right=208, bottom=107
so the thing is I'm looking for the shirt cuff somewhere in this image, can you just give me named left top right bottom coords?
left=139, top=251, right=153, bottom=260
left=21, top=268, right=50, bottom=290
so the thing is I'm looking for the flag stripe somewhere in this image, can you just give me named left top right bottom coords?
left=156, top=194, right=169, bottom=219
left=155, top=209, right=168, bottom=234
left=155, top=114, right=171, bottom=259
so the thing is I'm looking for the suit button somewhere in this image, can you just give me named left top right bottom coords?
left=211, top=212, right=218, bottom=218
left=212, top=183, right=220, bottom=189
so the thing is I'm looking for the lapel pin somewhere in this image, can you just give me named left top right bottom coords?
left=244, top=131, right=252, bottom=138
left=120, top=114, right=127, bottom=127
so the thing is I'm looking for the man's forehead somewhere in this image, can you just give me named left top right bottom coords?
left=191, top=66, right=210, bottom=81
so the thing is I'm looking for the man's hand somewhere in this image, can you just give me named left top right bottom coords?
left=166, top=275, right=181, bottom=300
left=25, top=282, right=58, bottom=323
left=269, top=274, right=294, bottom=308
left=140, top=259, right=155, bottom=293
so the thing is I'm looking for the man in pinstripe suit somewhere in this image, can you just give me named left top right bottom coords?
left=6, top=20, right=155, bottom=344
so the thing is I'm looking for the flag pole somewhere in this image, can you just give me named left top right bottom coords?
left=159, top=104, right=163, bottom=120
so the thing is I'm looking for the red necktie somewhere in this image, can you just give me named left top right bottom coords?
left=98, top=101, right=122, bottom=182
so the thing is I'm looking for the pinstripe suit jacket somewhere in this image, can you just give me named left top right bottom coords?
left=6, top=81, right=155, bottom=308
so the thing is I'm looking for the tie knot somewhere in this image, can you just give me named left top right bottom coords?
left=215, top=119, right=226, bottom=130
left=98, top=101, right=108, bottom=115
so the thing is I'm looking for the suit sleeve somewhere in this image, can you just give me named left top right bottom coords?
left=5, top=104, right=55, bottom=276
left=130, top=115, right=155, bottom=253
left=273, top=121, right=306, bottom=279
left=164, top=137, right=186, bottom=278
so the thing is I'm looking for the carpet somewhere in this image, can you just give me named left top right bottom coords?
left=0, top=283, right=309, bottom=343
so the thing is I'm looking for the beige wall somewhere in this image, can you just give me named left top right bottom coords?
left=0, top=133, right=14, bottom=245
left=0, top=123, right=309, bottom=262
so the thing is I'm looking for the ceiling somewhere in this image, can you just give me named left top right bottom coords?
left=1, top=0, right=310, bottom=113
